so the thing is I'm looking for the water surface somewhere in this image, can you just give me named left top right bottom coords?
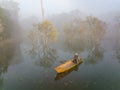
left=0, top=33, right=120, bottom=90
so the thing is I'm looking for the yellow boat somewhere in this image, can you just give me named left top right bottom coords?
left=54, top=57, right=83, bottom=73
left=55, top=65, right=80, bottom=80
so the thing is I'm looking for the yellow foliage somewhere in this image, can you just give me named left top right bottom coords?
left=38, top=20, right=58, bottom=43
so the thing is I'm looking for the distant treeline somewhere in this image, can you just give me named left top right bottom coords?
left=0, top=0, right=20, bottom=41
left=0, top=1, right=20, bottom=76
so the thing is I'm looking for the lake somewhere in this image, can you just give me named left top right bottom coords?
left=0, top=32, right=120, bottom=90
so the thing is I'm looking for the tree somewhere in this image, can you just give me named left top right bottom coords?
left=38, top=20, right=58, bottom=47
left=85, top=16, right=106, bottom=46
left=0, top=0, right=19, bottom=17
left=63, top=15, right=106, bottom=53
left=0, top=0, right=20, bottom=40
left=38, top=0, right=58, bottom=47
left=0, top=7, right=11, bottom=39
left=63, top=17, right=87, bottom=52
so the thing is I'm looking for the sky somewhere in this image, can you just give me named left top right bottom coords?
left=13, top=0, right=120, bottom=18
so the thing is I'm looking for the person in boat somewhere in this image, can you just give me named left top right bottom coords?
left=73, top=53, right=79, bottom=64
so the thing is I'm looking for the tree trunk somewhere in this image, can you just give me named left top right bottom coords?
left=41, top=0, right=45, bottom=21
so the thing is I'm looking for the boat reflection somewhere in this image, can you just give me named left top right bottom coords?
left=55, top=62, right=83, bottom=80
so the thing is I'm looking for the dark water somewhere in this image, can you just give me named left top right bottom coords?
left=0, top=32, right=120, bottom=90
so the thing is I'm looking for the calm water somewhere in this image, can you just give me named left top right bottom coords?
left=0, top=33, right=120, bottom=90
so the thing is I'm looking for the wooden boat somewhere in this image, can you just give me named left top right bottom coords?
left=55, top=65, right=79, bottom=80
left=54, top=58, right=83, bottom=73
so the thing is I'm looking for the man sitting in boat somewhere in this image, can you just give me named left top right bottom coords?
left=73, top=53, right=79, bottom=64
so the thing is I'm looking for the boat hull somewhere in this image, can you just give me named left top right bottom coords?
left=55, top=58, right=83, bottom=73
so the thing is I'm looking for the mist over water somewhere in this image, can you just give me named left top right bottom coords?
left=0, top=0, right=120, bottom=90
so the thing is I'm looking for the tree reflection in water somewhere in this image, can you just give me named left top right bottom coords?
left=26, top=46, right=38, bottom=59
left=114, top=27, right=120, bottom=62
left=0, top=40, right=18, bottom=89
left=85, top=43, right=104, bottom=64
left=116, top=50, right=120, bottom=62
left=115, top=41, right=120, bottom=62
left=0, top=77, right=3, bottom=90
left=27, top=43, right=57, bottom=68
left=64, top=40, right=104, bottom=64
left=0, top=42, right=16, bottom=74
left=64, top=39, right=85, bottom=53
left=36, top=46, right=57, bottom=68
left=63, top=29, right=104, bottom=65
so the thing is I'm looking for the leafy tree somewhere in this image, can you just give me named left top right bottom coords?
left=85, top=16, right=106, bottom=47
left=0, top=7, right=11, bottom=40
left=38, top=20, right=58, bottom=46
left=63, top=15, right=106, bottom=53
left=27, top=20, right=58, bottom=66
left=63, top=17, right=87, bottom=52
left=39, top=0, right=58, bottom=46
left=0, top=0, right=19, bottom=17
left=0, top=0, right=20, bottom=39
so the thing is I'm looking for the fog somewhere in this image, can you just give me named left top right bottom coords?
left=13, top=0, right=120, bottom=18
left=0, top=0, right=120, bottom=59
left=0, top=0, right=120, bottom=62
left=0, top=0, right=120, bottom=90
